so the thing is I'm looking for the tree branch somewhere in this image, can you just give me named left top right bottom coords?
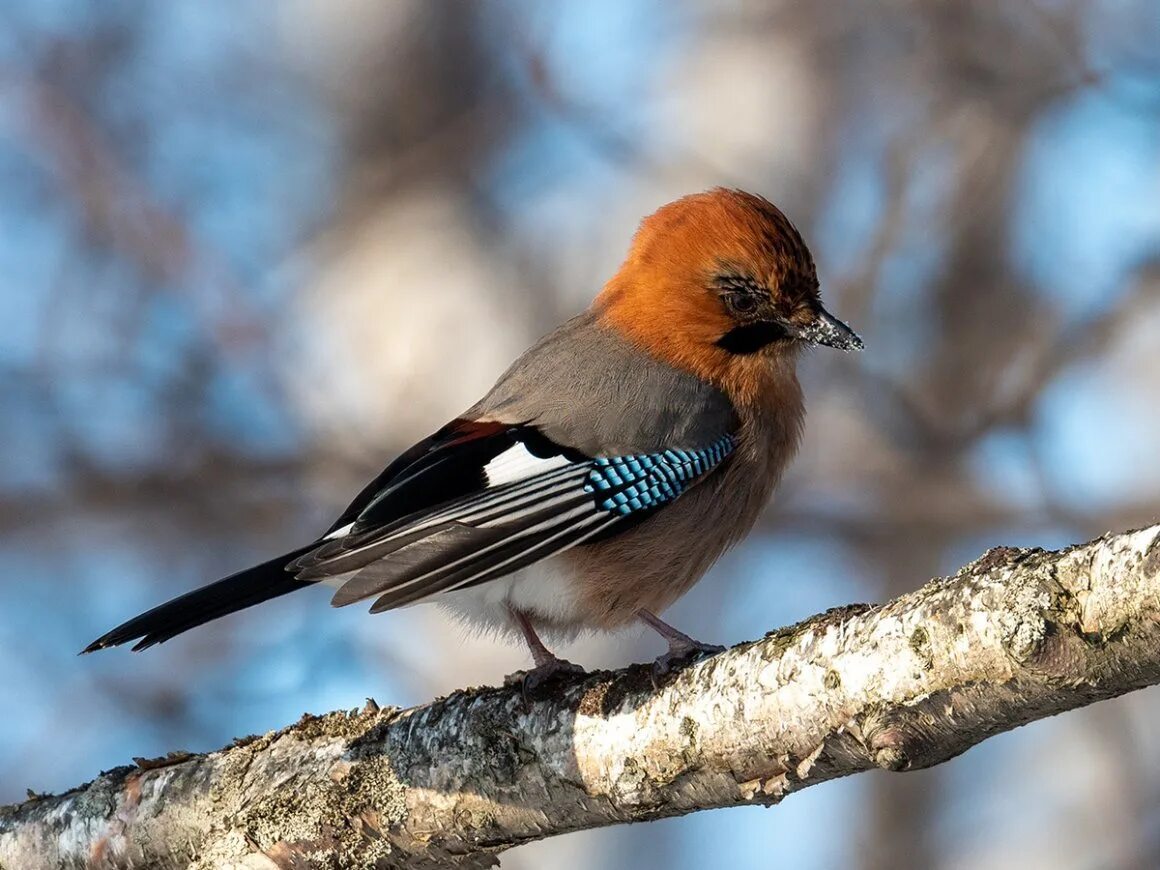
left=6, top=524, right=1160, bottom=869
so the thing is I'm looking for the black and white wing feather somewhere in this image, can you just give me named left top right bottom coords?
left=291, top=421, right=736, bottom=613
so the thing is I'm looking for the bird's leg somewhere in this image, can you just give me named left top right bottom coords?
left=504, top=606, right=585, bottom=690
left=638, top=609, right=725, bottom=674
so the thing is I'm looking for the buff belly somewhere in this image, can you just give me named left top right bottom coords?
left=435, top=555, right=588, bottom=640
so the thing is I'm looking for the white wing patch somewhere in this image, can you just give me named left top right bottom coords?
left=323, top=522, right=355, bottom=541
left=482, top=443, right=570, bottom=487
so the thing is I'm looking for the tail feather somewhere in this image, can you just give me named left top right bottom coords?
left=81, top=547, right=316, bottom=653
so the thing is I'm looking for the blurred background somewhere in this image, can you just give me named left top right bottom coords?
left=2, top=1, right=1159, bottom=867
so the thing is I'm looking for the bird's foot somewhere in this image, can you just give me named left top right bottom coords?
left=637, top=608, right=725, bottom=677
left=652, top=639, right=726, bottom=677
left=504, top=657, right=586, bottom=693
left=505, top=605, right=585, bottom=694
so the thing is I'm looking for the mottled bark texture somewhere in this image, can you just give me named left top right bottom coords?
left=6, top=524, right=1160, bottom=869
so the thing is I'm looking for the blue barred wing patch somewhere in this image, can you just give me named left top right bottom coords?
left=584, top=435, right=736, bottom=516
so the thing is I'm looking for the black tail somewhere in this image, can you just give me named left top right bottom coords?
left=81, top=547, right=316, bottom=653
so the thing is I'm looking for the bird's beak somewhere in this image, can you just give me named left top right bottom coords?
left=797, top=306, right=864, bottom=351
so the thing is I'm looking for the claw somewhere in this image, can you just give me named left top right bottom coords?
left=652, top=639, right=725, bottom=677
left=505, top=606, right=585, bottom=695
left=505, top=657, right=586, bottom=699
left=638, top=608, right=725, bottom=677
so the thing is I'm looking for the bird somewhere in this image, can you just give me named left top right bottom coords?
left=83, top=188, right=862, bottom=684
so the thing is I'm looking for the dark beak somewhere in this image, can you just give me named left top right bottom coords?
left=797, top=306, right=863, bottom=351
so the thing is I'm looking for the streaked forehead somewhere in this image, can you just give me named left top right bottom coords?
left=631, top=189, right=816, bottom=290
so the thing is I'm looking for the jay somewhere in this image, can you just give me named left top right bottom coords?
left=84, top=188, right=862, bottom=683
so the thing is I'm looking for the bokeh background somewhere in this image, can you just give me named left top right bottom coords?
left=3, top=1, right=1160, bottom=867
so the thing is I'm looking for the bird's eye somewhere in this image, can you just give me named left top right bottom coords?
left=725, top=293, right=759, bottom=315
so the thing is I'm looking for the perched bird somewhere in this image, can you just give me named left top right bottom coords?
left=83, top=188, right=862, bottom=683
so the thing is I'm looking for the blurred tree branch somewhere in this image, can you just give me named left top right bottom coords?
left=6, top=524, right=1160, bottom=869
left=4, top=72, right=263, bottom=356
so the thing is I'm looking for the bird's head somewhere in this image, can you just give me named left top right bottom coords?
left=596, top=188, right=861, bottom=401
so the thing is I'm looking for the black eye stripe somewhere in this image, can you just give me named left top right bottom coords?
left=715, top=321, right=790, bottom=354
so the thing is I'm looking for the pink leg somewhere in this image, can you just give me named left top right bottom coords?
left=509, top=607, right=561, bottom=668
left=505, top=606, right=585, bottom=689
left=638, top=609, right=725, bottom=673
